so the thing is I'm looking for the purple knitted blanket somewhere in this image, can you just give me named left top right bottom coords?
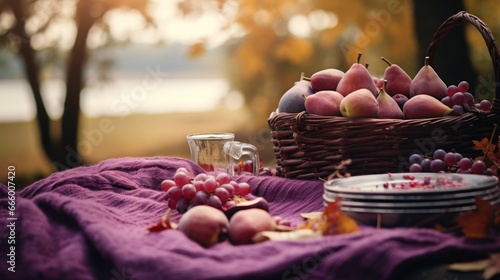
left=1, top=156, right=499, bottom=280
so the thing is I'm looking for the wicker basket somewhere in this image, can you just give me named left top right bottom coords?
left=268, top=11, right=500, bottom=180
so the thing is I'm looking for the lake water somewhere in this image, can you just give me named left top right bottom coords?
left=0, top=77, right=239, bottom=122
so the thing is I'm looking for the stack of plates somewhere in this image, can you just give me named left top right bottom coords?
left=323, top=173, right=500, bottom=228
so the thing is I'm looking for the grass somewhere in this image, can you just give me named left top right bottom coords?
left=0, top=106, right=276, bottom=189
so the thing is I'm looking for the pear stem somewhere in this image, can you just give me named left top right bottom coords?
left=302, top=94, right=307, bottom=101
left=381, top=57, right=392, bottom=66
left=357, top=52, right=362, bottom=64
left=424, top=56, right=430, bottom=66
left=383, top=79, right=388, bottom=91
left=365, top=63, right=369, bottom=69
left=300, top=72, right=311, bottom=81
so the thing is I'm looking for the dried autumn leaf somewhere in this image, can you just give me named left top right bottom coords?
left=148, top=209, right=178, bottom=232
left=472, top=137, right=495, bottom=155
left=322, top=200, right=359, bottom=235
left=456, top=197, right=494, bottom=238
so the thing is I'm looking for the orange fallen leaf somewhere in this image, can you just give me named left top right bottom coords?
left=456, top=197, right=494, bottom=238
left=473, top=137, right=495, bottom=155
left=321, top=199, right=359, bottom=235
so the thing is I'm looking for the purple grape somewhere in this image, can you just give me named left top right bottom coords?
left=237, top=182, right=251, bottom=196
left=433, top=149, right=446, bottom=160
left=166, top=186, right=183, bottom=201
left=452, top=92, right=465, bottom=105
left=161, top=179, right=176, bottom=192
left=181, top=184, right=197, bottom=200
left=216, top=172, right=231, bottom=185
left=393, top=94, right=408, bottom=110
left=420, top=158, right=432, bottom=172
left=204, top=178, right=218, bottom=193
left=220, top=183, right=235, bottom=197
left=167, top=198, right=177, bottom=209
left=458, top=158, right=473, bottom=170
left=471, top=160, right=487, bottom=174
left=193, top=180, right=205, bottom=192
left=176, top=198, right=190, bottom=214
left=454, top=153, right=463, bottom=162
left=480, top=100, right=492, bottom=111
left=441, top=96, right=452, bottom=108
left=463, top=92, right=474, bottom=106
left=483, top=168, right=496, bottom=176
left=451, top=105, right=464, bottom=116
left=458, top=81, right=469, bottom=92
left=214, top=187, right=230, bottom=204
left=409, top=154, right=423, bottom=165
left=207, top=195, right=223, bottom=209
left=409, top=163, right=422, bottom=172
left=430, top=159, right=445, bottom=172
left=457, top=169, right=470, bottom=174
left=192, top=191, right=209, bottom=205
left=447, top=85, right=459, bottom=97
left=194, top=173, right=208, bottom=181
left=174, top=172, right=191, bottom=187
left=443, top=152, right=457, bottom=167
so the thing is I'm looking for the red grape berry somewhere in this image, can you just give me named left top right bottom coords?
left=447, top=85, right=459, bottom=97
left=457, top=81, right=469, bottom=92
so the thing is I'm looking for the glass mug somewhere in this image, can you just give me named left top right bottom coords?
left=187, top=133, right=260, bottom=175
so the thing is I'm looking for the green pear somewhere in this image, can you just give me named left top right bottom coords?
left=377, top=80, right=404, bottom=119
left=336, top=53, right=378, bottom=97
left=409, top=56, right=447, bottom=100
left=381, top=57, right=412, bottom=97
left=403, top=94, right=453, bottom=119
left=340, top=88, right=379, bottom=118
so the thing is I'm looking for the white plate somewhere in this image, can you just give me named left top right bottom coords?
left=324, top=184, right=499, bottom=201
left=324, top=173, right=498, bottom=195
left=323, top=191, right=500, bottom=209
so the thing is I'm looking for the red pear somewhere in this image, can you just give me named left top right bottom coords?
left=381, top=57, right=412, bottom=97
left=336, top=53, right=378, bottom=97
left=310, top=68, right=344, bottom=91
left=304, top=90, right=344, bottom=116
left=409, top=56, right=447, bottom=100
left=403, top=94, right=453, bottom=119
left=377, top=80, right=403, bottom=119
left=339, top=88, right=379, bottom=118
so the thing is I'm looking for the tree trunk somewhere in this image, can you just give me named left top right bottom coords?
left=8, top=0, right=55, bottom=163
left=57, top=1, right=97, bottom=170
left=412, top=0, right=478, bottom=91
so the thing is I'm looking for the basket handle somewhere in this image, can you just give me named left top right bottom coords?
left=426, top=11, right=500, bottom=112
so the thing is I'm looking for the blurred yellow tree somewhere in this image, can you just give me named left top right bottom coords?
left=179, top=0, right=417, bottom=125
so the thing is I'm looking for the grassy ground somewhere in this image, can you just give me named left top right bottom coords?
left=0, top=106, right=277, bottom=189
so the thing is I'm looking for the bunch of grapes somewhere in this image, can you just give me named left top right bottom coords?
left=408, top=148, right=495, bottom=175
left=161, top=168, right=252, bottom=214
left=442, top=81, right=492, bottom=116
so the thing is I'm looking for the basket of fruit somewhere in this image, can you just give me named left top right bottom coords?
left=268, top=11, right=500, bottom=180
